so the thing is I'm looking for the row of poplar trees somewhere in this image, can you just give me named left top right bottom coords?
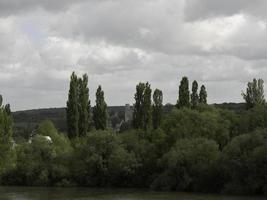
left=67, top=72, right=207, bottom=137
left=66, top=72, right=107, bottom=138
left=177, top=77, right=207, bottom=109
left=66, top=72, right=165, bottom=137
left=132, top=77, right=207, bottom=131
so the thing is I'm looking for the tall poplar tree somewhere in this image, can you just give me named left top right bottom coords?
left=152, top=89, right=163, bottom=129
left=191, top=80, right=199, bottom=109
left=143, top=82, right=152, bottom=131
left=133, top=83, right=146, bottom=129
left=78, top=74, right=91, bottom=136
left=199, top=85, right=207, bottom=104
left=0, top=95, right=14, bottom=174
left=242, top=78, right=265, bottom=109
left=4, top=104, right=11, bottom=116
left=133, top=82, right=152, bottom=130
left=66, top=72, right=79, bottom=138
left=93, top=85, right=107, bottom=130
left=177, top=77, right=190, bottom=108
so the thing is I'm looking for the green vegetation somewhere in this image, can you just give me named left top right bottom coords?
left=67, top=72, right=92, bottom=138
left=66, top=72, right=79, bottom=138
left=177, top=77, right=190, bottom=108
left=199, top=85, right=207, bottom=104
left=242, top=78, right=265, bottom=109
left=0, top=76, right=267, bottom=196
left=0, top=95, right=15, bottom=175
left=78, top=74, right=92, bottom=136
left=191, top=80, right=199, bottom=109
left=93, top=85, right=107, bottom=130
left=152, top=89, right=163, bottom=129
left=133, top=82, right=152, bottom=130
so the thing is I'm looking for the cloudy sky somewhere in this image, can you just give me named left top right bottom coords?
left=1, top=0, right=267, bottom=111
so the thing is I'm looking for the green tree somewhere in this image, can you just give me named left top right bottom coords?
left=133, top=82, right=152, bottom=130
left=242, top=78, right=265, bottom=109
left=152, top=89, right=163, bottom=129
left=4, top=104, right=11, bottom=116
left=71, top=130, right=138, bottom=186
left=93, top=86, right=107, bottom=130
left=222, top=129, right=267, bottom=194
left=0, top=95, right=2, bottom=107
left=191, top=80, right=199, bottom=109
left=199, top=85, right=207, bottom=104
left=66, top=72, right=79, bottom=138
left=152, top=138, right=220, bottom=192
left=163, top=107, right=230, bottom=150
left=177, top=77, right=190, bottom=108
left=78, top=74, right=91, bottom=136
left=133, top=83, right=146, bottom=129
left=0, top=96, right=14, bottom=175
left=6, top=121, right=73, bottom=186
left=143, top=82, right=152, bottom=131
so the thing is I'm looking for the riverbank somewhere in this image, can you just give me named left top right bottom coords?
left=0, top=187, right=266, bottom=200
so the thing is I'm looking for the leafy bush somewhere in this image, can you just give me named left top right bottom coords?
left=222, top=129, right=267, bottom=195
left=152, top=138, right=221, bottom=192
left=163, top=107, right=230, bottom=149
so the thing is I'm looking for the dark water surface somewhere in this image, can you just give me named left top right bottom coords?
left=0, top=187, right=265, bottom=200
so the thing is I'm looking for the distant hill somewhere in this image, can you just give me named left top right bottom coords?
left=12, top=103, right=246, bottom=140
left=12, top=106, right=126, bottom=139
left=12, top=107, right=67, bottom=139
left=213, top=102, right=246, bottom=113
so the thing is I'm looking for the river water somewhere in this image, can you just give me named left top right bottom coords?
left=0, top=187, right=265, bottom=200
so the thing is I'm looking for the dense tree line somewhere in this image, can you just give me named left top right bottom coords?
left=0, top=75, right=267, bottom=196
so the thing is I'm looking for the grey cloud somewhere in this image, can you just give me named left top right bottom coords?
left=184, top=0, right=267, bottom=21
left=49, top=0, right=186, bottom=54
left=0, top=0, right=89, bottom=16
left=47, top=0, right=267, bottom=61
left=1, top=0, right=267, bottom=110
left=78, top=47, right=150, bottom=75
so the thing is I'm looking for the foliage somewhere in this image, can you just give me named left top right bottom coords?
left=133, top=82, right=152, bottom=130
left=133, top=83, right=146, bottom=129
left=199, top=85, right=207, bottom=104
left=4, top=104, right=11, bottom=116
left=71, top=131, right=138, bottom=186
left=238, top=104, right=267, bottom=133
left=93, top=85, right=107, bottom=130
left=3, top=76, right=267, bottom=196
left=0, top=102, right=15, bottom=176
left=2, top=103, right=267, bottom=195
left=162, top=107, right=230, bottom=149
left=222, top=129, right=267, bottom=195
left=143, top=83, right=152, bottom=130
left=191, top=80, right=199, bottom=109
left=242, top=78, right=265, bottom=109
left=67, top=72, right=92, bottom=138
left=177, top=77, right=190, bottom=108
left=66, top=72, right=79, bottom=138
left=2, top=120, right=73, bottom=186
left=152, top=89, right=163, bottom=129
left=152, top=138, right=221, bottom=192
left=78, top=74, right=91, bottom=136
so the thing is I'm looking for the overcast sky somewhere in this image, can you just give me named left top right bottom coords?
left=1, top=0, right=267, bottom=111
